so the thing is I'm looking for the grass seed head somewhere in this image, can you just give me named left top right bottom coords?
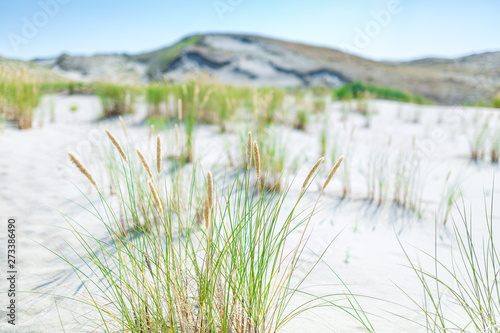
left=148, top=124, right=155, bottom=141
left=148, top=180, right=163, bottom=215
left=207, top=171, right=213, bottom=208
left=253, top=140, right=261, bottom=185
left=137, top=149, right=154, bottom=179
left=68, top=152, right=98, bottom=188
left=119, top=116, right=127, bottom=136
left=156, top=135, right=162, bottom=174
left=177, top=98, right=182, bottom=121
left=323, top=156, right=343, bottom=190
left=203, top=198, right=210, bottom=229
left=302, top=157, right=324, bottom=191
left=105, top=129, right=128, bottom=163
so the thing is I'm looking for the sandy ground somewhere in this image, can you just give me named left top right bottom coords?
left=1, top=94, right=500, bottom=332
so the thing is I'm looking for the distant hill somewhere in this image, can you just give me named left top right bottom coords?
left=0, top=56, right=67, bottom=82
left=30, top=34, right=500, bottom=105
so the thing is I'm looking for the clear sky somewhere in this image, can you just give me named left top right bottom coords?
left=0, top=0, right=499, bottom=61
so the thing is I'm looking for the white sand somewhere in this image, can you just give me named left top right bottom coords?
left=1, top=94, right=499, bottom=332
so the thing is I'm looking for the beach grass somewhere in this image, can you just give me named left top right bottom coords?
left=57, top=125, right=380, bottom=332
left=0, top=65, right=42, bottom=129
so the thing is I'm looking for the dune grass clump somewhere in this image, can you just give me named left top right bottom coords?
left=468, top=112, right=489, bottom=160
left=327, top=125, right=355, bottom=198
left=359, top=136, right=426, bottom=215
left=0, top=65, right=42, bottom=129
left=206, top=85, right=235, bottom=132
left=354, top=93, right=371, bottom=116
left=172, top=82, right=213, bottom=162
left=392, top=147, right=425, bottom=216
left=402, top=192, right=500, bottom=332
left=492, top=131, right=500, bottom=163
left=141, top=82, right=316, bottom=140
left=364, top=145, right=391, bottom=204
left=180, top=90, right=196, bottom=163
left=57, top=127, right=376, bottom=333
left=254, top=87, right=285, bottom=129
left=412, top=108, right=422, bottom=123
left=294, top=109, right=309, bottom=131
left=257, top=128, right=295, bottom=192
left=145, top=82, right=171, bottom=116
left=313, top=99, right=326, bottom=113
left=95, top=82, right=137, bottom=117
left=437, top=171, right=462, bottom=225
left=317, top=117, right=352, bottom=198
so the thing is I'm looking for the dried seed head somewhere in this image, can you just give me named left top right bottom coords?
left=323, top=156, right=343, bottom=190
left=246, top=131, right=252, bottom=169
left=253, top=141, right=261, bottom=185
left=148, top=180, right=163, bottom=215
left=156, top=135, right=162, bottom=174
left=302, top=157, right=325, bottom=191
left=204, top=172, right=214, bottom=230
left=137, top=149, right=154, bottom=179
left=119, top=116, right=127, bottom=136
left=68, top=152, right=98, bottom=188
left=105, top=129, right=127, bottom=163
left=177, top=99, right=182, bottom=121
left=203, top=198, right=210, bottom=229
left=445, top=170, right=452, bottom=182
left=148, top=124, right=155, bottom=141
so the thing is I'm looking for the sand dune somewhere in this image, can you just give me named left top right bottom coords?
left=1, top=93, right=499, bottom=332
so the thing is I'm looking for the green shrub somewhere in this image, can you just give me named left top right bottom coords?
left=493, top=97, right=500, bottom=109
left=335, top=82, right=428, bottom=104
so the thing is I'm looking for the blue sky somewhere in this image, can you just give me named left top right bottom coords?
left=0, top=0, right=499, bottom=61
